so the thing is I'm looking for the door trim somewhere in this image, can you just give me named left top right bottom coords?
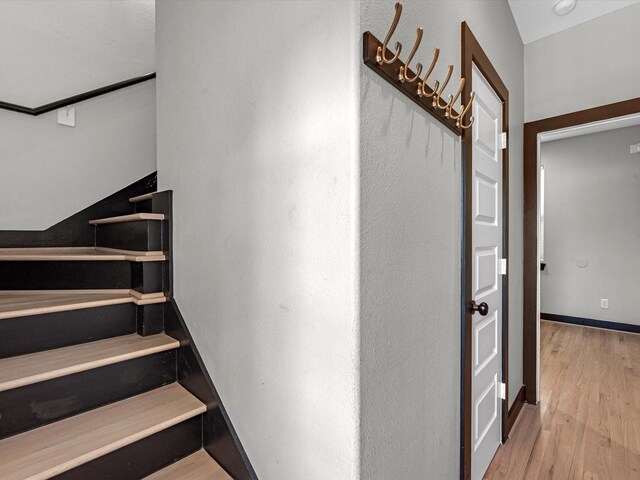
left=461, top=22, right=511, bottom=480
left=522, top=96, right=640, bottom=403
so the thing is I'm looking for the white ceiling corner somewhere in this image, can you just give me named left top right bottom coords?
left=507, top=0, right=640, bottom=44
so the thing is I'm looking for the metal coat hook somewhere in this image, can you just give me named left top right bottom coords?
left=445, top=78, right=465, bottom=118
left=433, top=65, right=454, bottom=110
left=417, top=48, right=440, bottom=98
left=376, top=2, right=403, bottom=65
left=398, top=28, right=423, bottom=83
left=363, top=2, right=475, bottom=134
left=456, top=92, right=475, bottom=129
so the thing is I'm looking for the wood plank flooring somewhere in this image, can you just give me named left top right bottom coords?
left=129, top=192, right=154, bottom=203
left=89, top=213, right=164, bottom=224
left=144, top=450, right=232, bottom=480
left=485, top=320, right=640, bottom=480
left=0, top=333, right=178, bottom=392
left=0, top=290, right=166, bottom=320
left=0, top=246, right=164, bottom=262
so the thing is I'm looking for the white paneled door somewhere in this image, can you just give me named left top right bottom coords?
left=471, top=64, right=504, bottom=480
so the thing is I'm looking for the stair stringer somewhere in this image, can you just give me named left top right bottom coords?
left=164, top=300, right=258, bottom=480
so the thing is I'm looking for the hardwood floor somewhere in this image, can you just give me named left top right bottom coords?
left=485, top=320, right=640, bottom=480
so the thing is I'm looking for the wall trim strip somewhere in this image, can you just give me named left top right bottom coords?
left=506, top=385, right=526, bottom=435
left=541, top=313, right=640, bottom=334
left=0, top=73, right=156, bottom=116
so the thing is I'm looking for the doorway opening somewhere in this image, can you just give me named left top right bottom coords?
left=491, top=98, right=640, bottom=479
left=523, top=97, right=640, bottom=404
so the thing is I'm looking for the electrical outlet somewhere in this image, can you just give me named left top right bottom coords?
left=630, top=143, right=640, bottom=154
left=601, top=298, right=609, bottom=309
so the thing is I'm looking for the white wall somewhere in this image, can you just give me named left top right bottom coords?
left=0, top=83, right=156, bottom=230
left=156, top=2, right=360, bottom=479
left=0, top=0, right=155, bottom=106
left=525, top=3, right=640, bottom=122
left=540, top=126, right=640, bottom=325
left=157, top=1, right=524, bottom=478
left=359, top=1, right=524, bottom=478
left=0, top=0, right=156, bottom=230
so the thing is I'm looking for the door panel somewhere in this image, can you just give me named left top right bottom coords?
left=473, top=373, right=498, bottom=450
left=471, top=63, right=503, bottom=480
left=474, top=311, right=498, bottom=373
left=474, top=246, right=498, bottom=298
left=474, top=100, right=499, bottom=160
left=474, top=173, right=498, bottom=225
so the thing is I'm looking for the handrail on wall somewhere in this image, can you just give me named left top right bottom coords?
left=0, top=72, right=156, bottom=116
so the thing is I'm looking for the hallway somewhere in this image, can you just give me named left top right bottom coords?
left=485, top=320, right=640, bottom=479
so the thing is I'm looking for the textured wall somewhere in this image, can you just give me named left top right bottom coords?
left=0, top=0, right=156, bottom=230
left=540, top=126, right=640, bottom=325
left=359, top=1, right=524, bottom=478
left=157, top=1, right=525, bottom=478
left=525, top=3, right=640, bottom=121
left=156, top=2, right=360, bottom=479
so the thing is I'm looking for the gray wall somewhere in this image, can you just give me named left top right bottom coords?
left=540, top=126, right=640, bottom=325
left=359, top=1, right=524, bottom=478
left=0, top=0, right=156, bottom=230
left=156, top=1, right=524, bottom=478
left=0, top=83, right=156, bottom=230
left=156, top=2, right=360, bottom=479
left=525, top=3, right=640, bottom=122
left=0, top=0, right=155, bottom=105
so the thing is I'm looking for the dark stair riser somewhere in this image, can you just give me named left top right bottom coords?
left=0, top=261, right=130, bottom=289
left=0, top=261, right=164, bottom=292
left=0, top=304, right=136, bottom=358
left=133, top=199, right=153, bottom=214
left=96, top=220, right=162, bottom=252
left=0, top=303, right=166, bottom=358
left=0, top=350, right=176, bottom=440
left=137, top=302, right=165, bottom=336
left=53, top=415, right=203, bottom=480
left=132, top=261, right=164, bottom=294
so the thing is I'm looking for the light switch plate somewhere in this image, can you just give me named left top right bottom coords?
left=601, top=298, right=609, bottom=309
left=57, top=107, right=76, bottom=127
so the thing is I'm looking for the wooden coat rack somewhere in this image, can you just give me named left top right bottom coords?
left=362, top=2, right=474, bottom=136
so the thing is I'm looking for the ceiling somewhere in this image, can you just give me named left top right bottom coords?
left=508, top=0, right=640, bottom=44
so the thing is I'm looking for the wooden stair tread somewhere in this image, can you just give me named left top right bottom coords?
left=129, top=192, right=154, bottom=203
left=145, top=450, right=232, bottom=480
left=0, top=247, right=164, bottom=262
left=89, top=213, right=164, bottom=224
left=0, top=333, right=179, bottom=392
left=0, top=384, right=206, bottom=480
left=0, top=290, right=166, bottom=320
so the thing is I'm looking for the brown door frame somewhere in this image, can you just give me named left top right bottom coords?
left=461, top=23, right=515, bottom=480
left=523, top=97, right=640, bottom=403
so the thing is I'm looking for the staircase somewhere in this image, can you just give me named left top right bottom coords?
left=0, top=183, right=251, bottom=479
